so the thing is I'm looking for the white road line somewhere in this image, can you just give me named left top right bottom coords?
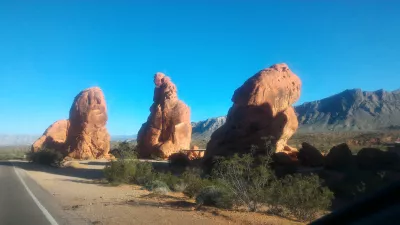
left=11, top=161, right=59, bottom=225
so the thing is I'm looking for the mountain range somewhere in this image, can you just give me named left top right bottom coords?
left=0, top=134, right=137, bottom=146
left=192, top=89, right=400, bottom=139
left=2, top=89, right=399, bottom=146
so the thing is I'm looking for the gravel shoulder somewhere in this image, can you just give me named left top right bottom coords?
left=11, top=160, right=302, bottom=225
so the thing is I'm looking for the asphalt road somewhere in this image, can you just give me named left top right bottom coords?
left=0, top=161, right=88, bottom=225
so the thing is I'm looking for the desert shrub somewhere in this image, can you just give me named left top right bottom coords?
left=327, top=169, right=391, bottom=200
left=110, top=142, right=137, bottom=159
left=132, top=161, right=155, bottom=185
left=182, top=168, right=212, bottom=198
left=145, top=180, right=170, bottom=194
left=157, top=172, right=182, bottom=191
left=0, top=149, right=27, bottom=160
left=103, top=152, right=156, bottom=186
left=27, top=149, right=64, bottom=167
left=172, top=181, right=188, bottom=192
left=211, top=153, right=275, bottom=212
left=268, top=174, right=334, bottom=222
left=168, top=152, right=190, bottom=168
left=103, top=159, right=137, bottom=184
left=195, top=185, right=234, bottom=209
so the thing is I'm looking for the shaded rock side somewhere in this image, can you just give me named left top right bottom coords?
left=325, top=143, right=354, bottom=170
left=204, top=63, right=301, bottom=162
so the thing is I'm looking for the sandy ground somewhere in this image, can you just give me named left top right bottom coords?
left=13, top=160, right=303, bottom=225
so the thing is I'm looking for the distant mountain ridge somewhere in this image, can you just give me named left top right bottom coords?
left=191, top=116, right=227, bottom=140
left=0, top=134, right=137, bottom=146
left=296, top=89, right=400, bottom=132
left=192, top=89, right=400, bottom=139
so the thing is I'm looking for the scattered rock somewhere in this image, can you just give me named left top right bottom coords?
left=325, top=143, right=354, bottom=170
left=204, top=64, right=301, bottom=163
left=137, top=73, right=192, bottom=159
left=71, top=204, right=82, bottom=210
left=298, top=142, right=324, bottom=167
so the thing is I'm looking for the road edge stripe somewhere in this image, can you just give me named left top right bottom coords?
left=11, top=161, right=59, bottom=225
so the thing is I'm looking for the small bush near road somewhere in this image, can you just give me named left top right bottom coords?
left=145, top=180, right=170, bottom=195
left=27, top=149, right=64, bottom=167
left=211, top=153, right=275, bottom=212
left=103, top=159, right=137, bottom=184
left=268, top=174, right=334, bottom=222
left=211, top=152, right=333, bottom=221
left=133, top=161, right=155, bottom=185
left=103, top=155, right=155, bottom=185
left=157, top=172, right=182, bottom=191
left=195, top=185, right=233, bottom=209
left=182, top=168, right=212, bottom=198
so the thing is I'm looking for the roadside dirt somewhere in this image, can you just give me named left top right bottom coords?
left=14, top=160, right=303, bottom=225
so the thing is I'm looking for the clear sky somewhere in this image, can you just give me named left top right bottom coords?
left=0, top=0, right=399, bottom=135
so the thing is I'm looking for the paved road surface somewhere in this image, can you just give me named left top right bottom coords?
left=0, top=161, right=88, bottom=225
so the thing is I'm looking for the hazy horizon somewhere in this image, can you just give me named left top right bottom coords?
left=1, top=1, right=399, bottom=135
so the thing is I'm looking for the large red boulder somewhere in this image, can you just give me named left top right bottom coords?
left=137, top=73, right=192, bottom=159
left=66, top=87, right=111, bottom=159
left=31, top=87, right=111, bottom=159
left=204, top=63, right=301, bottom=163
left=31, top=120, right=70, bottom=153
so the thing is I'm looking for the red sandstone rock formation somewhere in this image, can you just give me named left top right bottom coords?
left=31, top=120, right=69, bottom=153
left=137, top=73, right=192, bottom=159
left=31, top=87, right=111, bottom=159
left=66, top=87, right=111, bottom=159
left=204, top=63, right=301, bottom=163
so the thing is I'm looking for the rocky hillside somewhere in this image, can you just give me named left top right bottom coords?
left=296, top=89, right=400, bottom=132
left=192, top=89, right=400, bottom=139
left=191, top=116, right=226, bottom=140
left=0, top=134, right=137, bottom=146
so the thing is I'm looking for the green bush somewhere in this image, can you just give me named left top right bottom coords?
left=157, top=172, right=182, bottom=191
left=268, top=174, right=334, bottom=222
left=27, top=149, right=64, bottom=167
left=145, top=180, right=170, bottom=195
left=195, top=185, right=234, bottom=209
left=212, top=153, right=275, bottom=212
left=172, top=181, right=188, bottom=192
left=133, top=161, right=155, bottom=185
left=0, top=149, right=27, bottom=160
left=103, top=159, right=137, bottom=184
left=182, top=168, right=211, bottom=198
left=103, top=154, right=155, bottom=186
left=110, top=142, right=137, bottom=159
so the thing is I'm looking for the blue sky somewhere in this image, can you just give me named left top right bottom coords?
left=0, top=0, right=399, bottom=135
